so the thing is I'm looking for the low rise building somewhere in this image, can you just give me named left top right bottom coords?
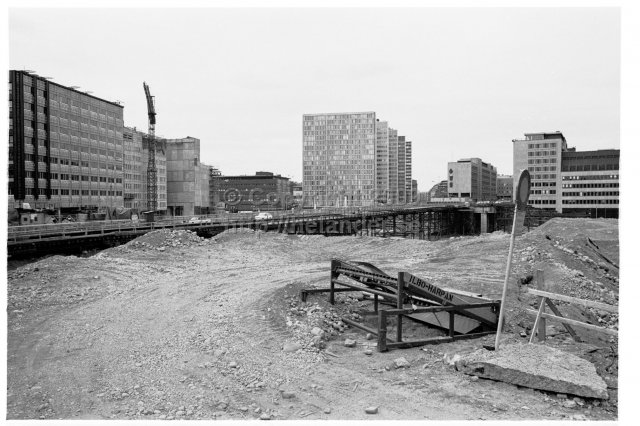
left=215, top=172, right=292, bottom=212
left=560, top=149, right=619, bottom=217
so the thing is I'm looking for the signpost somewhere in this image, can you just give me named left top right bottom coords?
left=493, top=169, right=531, bottom=350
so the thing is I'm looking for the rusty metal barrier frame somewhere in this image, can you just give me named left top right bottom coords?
left=299, top=259, right=501, bottom=352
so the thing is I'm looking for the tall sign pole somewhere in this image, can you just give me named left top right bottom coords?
left=494, top=169, right=531, bottom=350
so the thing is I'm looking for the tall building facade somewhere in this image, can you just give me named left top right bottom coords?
left=397, top=136, right=407, bottom=203
left=302, top=112, right=414, bottom=207
left=405, top=141, right=413, bottom=203
left=447, top=158, right=497, bottom=201
left=8, top=70, right=125, bottom=212
left=512, top=132, right=566, bottom=209
left=302, top=112, right=377, bottom=207
left=375, top=121, right=389, bottom=203
left=387, top=128, right=399, bottom=204
left=165, top=136, right=210, bottom=216
left=123, top=126, right=167, bottom=212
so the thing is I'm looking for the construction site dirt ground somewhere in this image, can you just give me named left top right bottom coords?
left=6, top=218, right=618, bottom=420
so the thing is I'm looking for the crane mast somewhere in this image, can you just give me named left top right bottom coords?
left=143, top=82, right=157, bottom=212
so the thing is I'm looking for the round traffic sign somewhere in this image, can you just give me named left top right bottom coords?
left=515, top=169, right=531, bottom=207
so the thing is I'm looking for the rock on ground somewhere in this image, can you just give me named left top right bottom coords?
left=455, top=343, right=608, bottom=399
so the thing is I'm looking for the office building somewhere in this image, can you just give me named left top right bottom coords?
left=375, top=121, right=389, bottom=203
left=512, top=132, right=619, bottom=215
left=123, top=126, right=167, bottom=212
left=405, top=141, right=413, bottom=203
left=447, top=158, right=497, bottom=201
left=9, top=70, right=124, bottom=212
left=387, top=128, right=399, bottom=204
left=165, top=136, right=210, bottom=216
left=302, top=112, right=377, bottom=207
left=512, top=132, right=565, bottom=209
left=496, top=174, right=513, bottom=201
left=398, top=136, right=407, bottom=203
left=302, top=112, right=414, bottom=207
left=560, top=149, right=619, bottom=217
left=215, top=172, right=292, bottom=212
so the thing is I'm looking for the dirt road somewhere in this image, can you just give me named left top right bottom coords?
left=6, top=219, right=618, bottom=420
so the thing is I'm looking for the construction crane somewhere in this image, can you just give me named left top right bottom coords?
left=143, top=82, right=157, bottom=212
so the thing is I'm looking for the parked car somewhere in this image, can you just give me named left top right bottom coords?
left=254, top=212, right=273, bottom=220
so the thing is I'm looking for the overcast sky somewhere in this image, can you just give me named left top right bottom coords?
left=9, top=7, right=620, bottom=190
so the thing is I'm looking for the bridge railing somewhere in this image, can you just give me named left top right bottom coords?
left=7, top=203, right=472, bottom=243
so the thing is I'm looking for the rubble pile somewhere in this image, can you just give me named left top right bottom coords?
left=124, top=229, right=209, bottom=251
left=284, top=294, right=357, bottom=351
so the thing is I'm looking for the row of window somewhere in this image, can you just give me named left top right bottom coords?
left=561, top=164, right=618, bottom=172
left=527, top=142, right=559, bottom=149
left=527, top=150, right=557, bottom=156
left=531, top=174, right=557, bottom=180
left=528, top=158, right=557, bottom=164
left=22, top=171, right=122, bottom=183
left=529, top=199, right=556, bottom=205
left=563, top=191, right=619, bottom=197
left=528, top=166, right=557, bottom=172
left=531, top=189, right=557, bottom=195
left=563, top=199, right=619, bottom=205
left=562, top=183, right=619, bottom=189
left=562, top=174, right=619, bottom=180
left=18, top=188, right=124, bottom=197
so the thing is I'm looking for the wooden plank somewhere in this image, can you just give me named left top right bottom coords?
left=534, top=270, right=546, bottom=342
left=544, top=299, right=581, bottom=342
left=529, top=297, right=546, bottom=344
left=525, top=309, right=618, bottom=336
left=528, top=289, right=618, bottom=313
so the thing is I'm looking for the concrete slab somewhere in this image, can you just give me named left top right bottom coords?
left=455, top=343, right=608, bottom=399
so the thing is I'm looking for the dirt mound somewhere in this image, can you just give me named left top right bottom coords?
left=124, top=229, right=208, bottom=251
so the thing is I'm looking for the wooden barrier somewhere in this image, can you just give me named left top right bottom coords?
left=527, top=270, right=617, bottom=343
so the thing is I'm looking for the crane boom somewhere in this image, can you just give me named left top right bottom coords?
left=143, top=82, right=157, bottom=212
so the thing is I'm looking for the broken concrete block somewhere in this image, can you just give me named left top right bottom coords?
left=393, top=357, right=410, bottom=369
left=455, top=344, right=608, bottom=399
